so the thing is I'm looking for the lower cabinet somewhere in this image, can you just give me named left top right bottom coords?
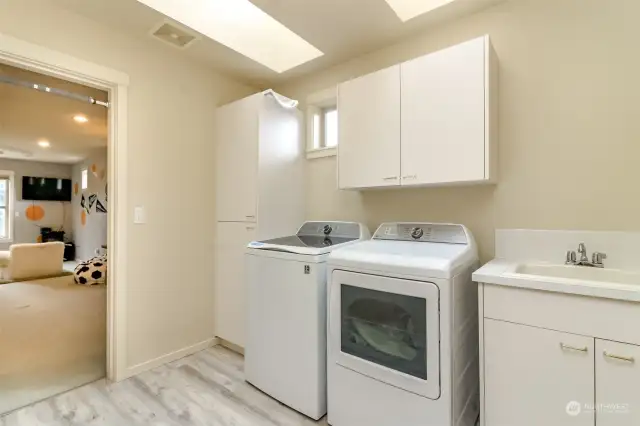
left=596, top=340, right=640, bottom=426
left=484, top=318, right=640, bottom=426
left=214, top=222, right=256, bottom=348
left=484, top=319, right=595, bottom=426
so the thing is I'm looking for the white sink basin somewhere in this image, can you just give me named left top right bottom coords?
left=512, top=263, right=640, bottom=286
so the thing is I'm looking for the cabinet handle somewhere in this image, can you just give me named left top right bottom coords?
left=246, top=215, right=255, bottom=219
left=402, top=175, right=417, bottom=180
left=604, top=351, right=635, bottom=363
left=560, top=343, right=588, bottom=353
left=383, top=176, right=398, bottom=181
left=246, top=226, right=255, bottom=230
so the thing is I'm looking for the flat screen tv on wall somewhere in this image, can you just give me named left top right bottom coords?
left=22, top=176, right=72, bottom=202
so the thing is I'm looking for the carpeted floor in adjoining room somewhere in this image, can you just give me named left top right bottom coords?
left=0, top=275, right=106, bottom=415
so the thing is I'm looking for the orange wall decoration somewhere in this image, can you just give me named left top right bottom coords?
left=74, top=182, right=79, bottom=195
left=25, top=205, right=45, bottom=221
left=81, top=209, right=87, bottom=227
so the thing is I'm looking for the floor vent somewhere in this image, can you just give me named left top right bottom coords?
left=151, top=21, right=200, bottom=49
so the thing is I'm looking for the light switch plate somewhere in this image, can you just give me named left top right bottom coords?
left=134, top=206, right=145, bottom=224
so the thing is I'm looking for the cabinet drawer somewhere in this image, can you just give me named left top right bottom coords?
left=482, top=284, right=640, bottom=346
left=596, top=339, right=640, bottom=425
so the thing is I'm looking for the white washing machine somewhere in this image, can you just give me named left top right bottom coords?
left=327, top=222, right=480, bottom=426
left=245, top=221, right=370, bottom=420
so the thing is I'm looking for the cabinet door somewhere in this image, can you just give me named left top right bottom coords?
left=484, top=319, right=594, bottom=426
left=596, top=339, right=640, bottom=425
left=214, top=222, right=256, bottom=348
left=215, top=96, right=259, bottom=222
left=338, top=65, right=401, bottom=189
left=401, top=37, right=486, bottom=185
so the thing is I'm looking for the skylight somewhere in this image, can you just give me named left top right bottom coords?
left=384, top=0, right=456, bottom=21
left=137, top=0, right=323, bottom=73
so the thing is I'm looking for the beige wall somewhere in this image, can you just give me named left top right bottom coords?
left=0, top=0, right=256, bottom=368
left=72, top=148, right=107, bottom=261
left=276, top=0, right=640, bottom=262
left=0, top=159, right=73, bottom=250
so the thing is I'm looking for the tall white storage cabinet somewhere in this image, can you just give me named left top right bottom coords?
left=214, top=91, right=304, bottom=348
left=337, top=35, right=497, bottom=189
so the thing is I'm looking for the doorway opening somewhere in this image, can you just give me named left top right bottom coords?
left=0, top=62, right=109, bottom=414
left=0, top=34, right=128, bottom=415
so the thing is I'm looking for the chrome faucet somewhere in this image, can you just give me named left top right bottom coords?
left=577, top=243, right=589, bottom=263
left=565, top=243, right=606, bottom=268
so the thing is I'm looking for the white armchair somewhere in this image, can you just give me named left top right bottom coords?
left=0, top=242, right=65, bottom=281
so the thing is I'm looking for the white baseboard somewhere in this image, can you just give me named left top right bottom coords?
left=216, top=337, right=245, bottom=355
left=121, top=337, right=219, bottom=380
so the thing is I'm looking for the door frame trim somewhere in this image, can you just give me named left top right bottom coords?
left=0, top=32, right=129, bottom=381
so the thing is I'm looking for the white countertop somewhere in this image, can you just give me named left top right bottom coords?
left=473, top=259, right=640, bottom=303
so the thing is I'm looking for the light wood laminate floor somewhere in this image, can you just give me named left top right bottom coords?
left=0, top=346, right=327, bottom=426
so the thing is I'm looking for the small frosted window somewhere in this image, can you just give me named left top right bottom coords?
left=81, top=169, right=88, bottom=190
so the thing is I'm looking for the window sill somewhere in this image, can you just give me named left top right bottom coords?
left=307, top=147, right=337, bottom=159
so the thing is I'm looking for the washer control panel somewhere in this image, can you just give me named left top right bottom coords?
left=374, top=223, right=468, bottom=244
left=297, top=221, right=364, bottom=238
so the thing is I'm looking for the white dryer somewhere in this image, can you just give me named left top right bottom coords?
left=327, top=223, right=479, bottom=426
left=245, top=221, right=370, bottom=420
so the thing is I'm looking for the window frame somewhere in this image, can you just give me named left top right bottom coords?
left=0, top=171, right=15, bottom=243
left=306, top=87, right=338, bottom=159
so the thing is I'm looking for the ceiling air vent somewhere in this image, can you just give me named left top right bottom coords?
left=151, top=20, right=200, bottom=49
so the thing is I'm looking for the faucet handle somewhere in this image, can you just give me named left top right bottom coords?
left=566, top=250, right=577, bottom=265
left=577, top=243, right=589, bottom=262
left=592, top=252, right=607, bottom=266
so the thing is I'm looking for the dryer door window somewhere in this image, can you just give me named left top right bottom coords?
left=329, top=270, right=441, bottom=399
left=341, top=285, right=427, bottom=379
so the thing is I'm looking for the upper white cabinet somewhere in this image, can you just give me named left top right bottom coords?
left=215, top=96, right=259, bottom=222
left=402, top=37, right=494, bottom=185
left=338, top=65, right=401, bottom=189
left=337, top=35, right=497, bottom=190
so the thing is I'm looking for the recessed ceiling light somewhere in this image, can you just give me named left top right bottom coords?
left=384, top=0, right=456, bottom=21
left=37, top=140, right=50, bottom=148
left=137, top=0, right=323, bottom=73
left=74, top=115, right=89, bottom=123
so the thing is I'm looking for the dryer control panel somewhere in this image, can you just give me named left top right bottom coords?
left=373, top=223, right=468, bottom=245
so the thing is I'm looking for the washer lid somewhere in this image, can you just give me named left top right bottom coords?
left=328, top=223, right=478, bottom=279
left=247, top=221, right=370, bottom=255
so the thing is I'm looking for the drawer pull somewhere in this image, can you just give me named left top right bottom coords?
left=383, top=176, right=398, bottom=181
left=246, top=215, right=256, bottom=219
left=604, top=351, right=635, bottom=363
left=560, top=343, right=588, bottom=353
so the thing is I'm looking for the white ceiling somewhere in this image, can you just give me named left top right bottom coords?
left=0, top=63, right=108, bottom=164
left=53, top=0, right=506, bottom=86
